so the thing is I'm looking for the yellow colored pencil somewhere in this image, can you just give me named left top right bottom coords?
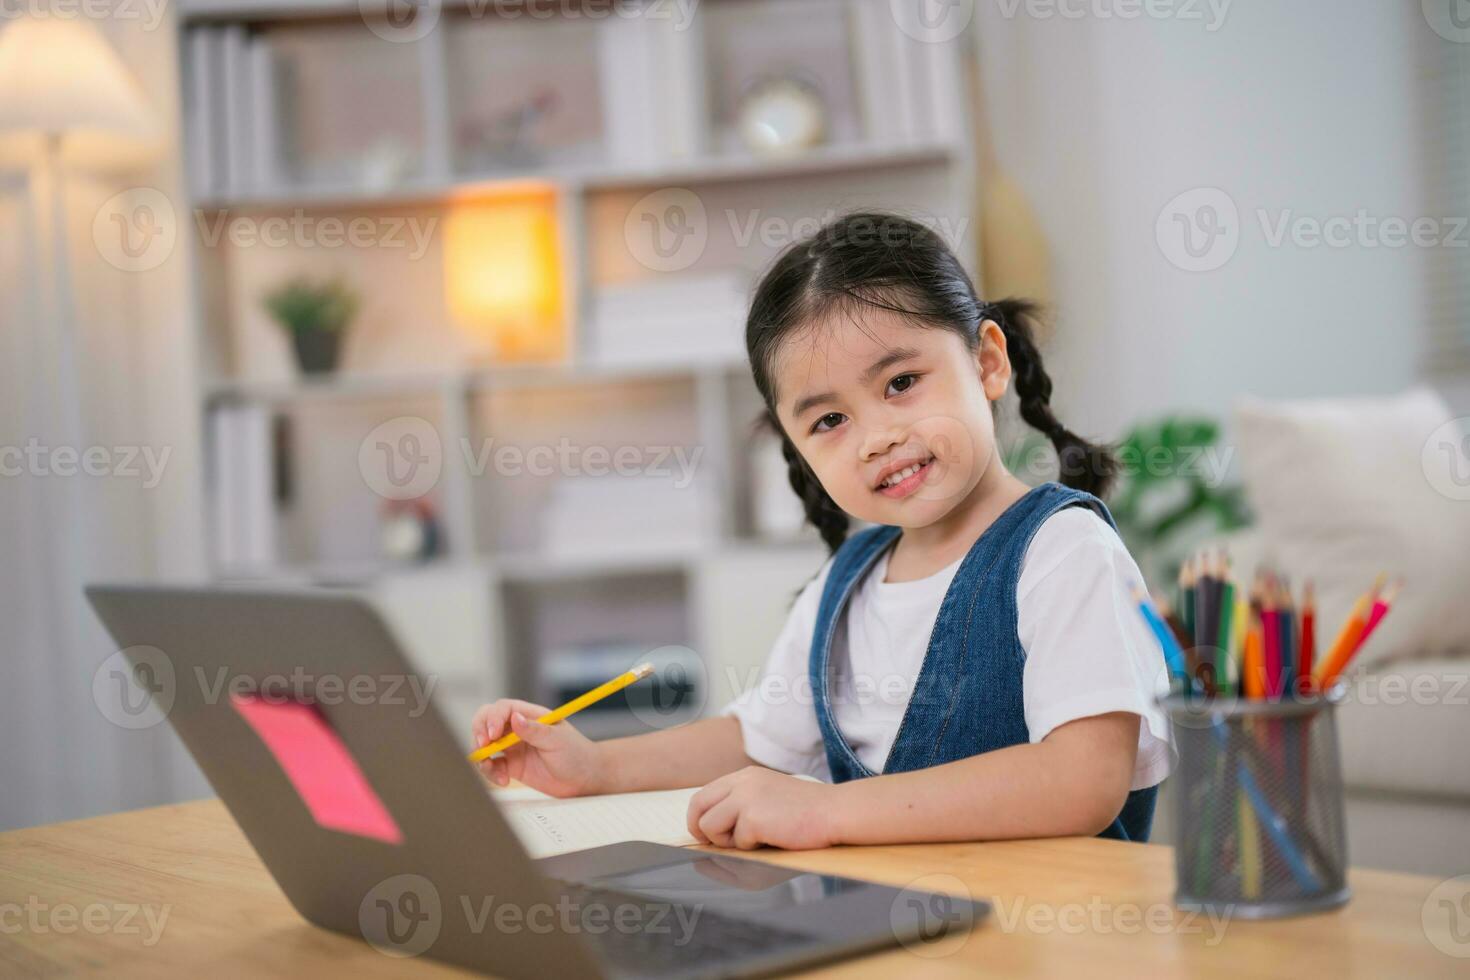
left=1239, top=784, right=1262, bottom=898
left=467, top=663, right=655, bottom=763
left=1229, top=589, right=1248, bottom=694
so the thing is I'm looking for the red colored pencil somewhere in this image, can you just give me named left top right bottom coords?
left=1360, top=581, right=1398, bottom=638
left=1262, top=579, right=1282, bottom=700
left=1300, top=581, right=1316, bottom=692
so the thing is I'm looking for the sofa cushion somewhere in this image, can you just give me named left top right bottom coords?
left=1335, top=657, right=1470, bottom=800
left=1234, top=387, right=1470, bottom=666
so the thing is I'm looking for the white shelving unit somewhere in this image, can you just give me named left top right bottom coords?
left=179, top=0, right=977, bottom=741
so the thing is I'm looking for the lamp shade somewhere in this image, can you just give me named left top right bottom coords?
left=444, top=187, right=566, bottom=362
left=0, top=17, right=160, bottom=172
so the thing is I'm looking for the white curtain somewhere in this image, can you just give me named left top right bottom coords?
left=1424, top=24, right=1470, bottom=376
left=0, top=7, right=209, bottom=830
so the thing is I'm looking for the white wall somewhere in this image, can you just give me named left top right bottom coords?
left=973, top=0, right=1431, bottom=440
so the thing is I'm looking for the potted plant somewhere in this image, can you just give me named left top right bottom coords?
left=263, top=276, right=360, bottom=375
left=1107, top=416, right=1252, bottom=585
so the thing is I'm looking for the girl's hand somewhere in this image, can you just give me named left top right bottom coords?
left=471, top=699, right=606, bottom=798
left=686, top=766, right=837, bottom=850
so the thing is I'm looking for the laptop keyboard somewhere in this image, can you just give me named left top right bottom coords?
left=551, top=879, right=818, bottom=977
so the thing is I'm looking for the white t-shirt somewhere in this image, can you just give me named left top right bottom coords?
left=724, top=507, right=1174, bottom=791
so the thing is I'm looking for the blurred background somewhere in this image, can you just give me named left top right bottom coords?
left=1, top=0, right=1467, bottom=876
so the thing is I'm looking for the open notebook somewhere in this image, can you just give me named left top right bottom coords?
left=489, top=777, right=820, bottom=859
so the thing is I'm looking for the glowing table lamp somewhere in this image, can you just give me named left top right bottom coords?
left=443, top=187, right=566, bottom=362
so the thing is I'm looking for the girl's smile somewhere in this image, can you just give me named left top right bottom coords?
left=873, top=452, right=935, bottom=498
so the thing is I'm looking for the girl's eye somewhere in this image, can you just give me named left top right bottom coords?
left=811, top=412, right=846, bottom=434
left=886, top=373, right=920, bottom=396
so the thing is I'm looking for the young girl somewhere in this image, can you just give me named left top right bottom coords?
left=472, top=211, right=1172, bottom=849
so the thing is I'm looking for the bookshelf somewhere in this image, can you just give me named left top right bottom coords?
left=179, top=0, right=977, bottom=741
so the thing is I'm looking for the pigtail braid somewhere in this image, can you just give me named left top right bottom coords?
left=987, top=298, right=1118, bottom=499
left=765, top=412, right=850, bottom=554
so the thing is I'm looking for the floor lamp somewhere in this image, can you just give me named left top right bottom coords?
left=0, top=16, right=161, bottom=443
left=0, top=16, right=161, bottom=787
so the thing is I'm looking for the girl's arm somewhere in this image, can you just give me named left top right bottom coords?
left=829, top=712, right=1140, bottom=843
left=686, top=712, right=1140, bottom=849
left=474, top=702, right=756, bottom=796
left=596, top=715, right=758, bottom=793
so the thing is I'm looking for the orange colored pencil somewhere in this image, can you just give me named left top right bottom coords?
left=1341, top=580, right=1400, bottom=675
left=1242, top=579, right=1262, bottom=699
left=1244, top=620, right=1265, bottom=699
left=1313, top=575, right=1385, bottom=688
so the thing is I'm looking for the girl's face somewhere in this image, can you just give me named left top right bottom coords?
left=771, top=308, right=1013, bottom=530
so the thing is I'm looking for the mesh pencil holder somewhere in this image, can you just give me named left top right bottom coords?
left=1161, top=689, right=1351, bottom=919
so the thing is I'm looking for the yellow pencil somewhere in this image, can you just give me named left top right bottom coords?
left=467, top=663, right=655, bottom=763
left=1239, top=784, right=1262, bottom=898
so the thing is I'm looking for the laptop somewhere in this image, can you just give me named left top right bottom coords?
left=86, top=583, right=987, bottom=978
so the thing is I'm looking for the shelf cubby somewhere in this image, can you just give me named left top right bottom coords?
left=180, top=0, right=975, bottom=731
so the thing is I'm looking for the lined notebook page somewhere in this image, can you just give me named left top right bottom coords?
left=497, top=787, right=701, bottom=858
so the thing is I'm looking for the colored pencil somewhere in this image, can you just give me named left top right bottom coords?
left=1133, top=588, right=1189, bottom=683
left=1359, top=580, right=1399, bottom=642
left=1312, top=576, right=1383, bottom=689
left=1238, top=785, right=1262, bottom=898
left=1278, top=583, right=1296, bottom=698
left=1300, top=582, right=1316, bottom=692
left=1317, top=580, right=1398, bottom=689
left=1244, top=615, right=1265, bottom=700
left=1180, top=558, right=1197, bottom=638
left=1228, top=590, right=1240, bottom=696
left=1262, top=589, right=1282, bottom=700
left=1192, top=558, right=1210, bottom=693
left=1215, top=574, right=1236, bottom=697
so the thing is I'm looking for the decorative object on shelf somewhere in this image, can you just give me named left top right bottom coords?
left=209, top=401, right=279, bottom=571
left=444, top=185, right=565, bottom=362
left=379, top=496, right=442, bottom=563
left=737, top=75, right=827, bottom=157
left=541, top=473, right=714, bottom=557
left=588, top=270, right=750, bottom=368
left=457, top=89, right=557, bottom=173
left=705, top=0, right=860, bottom=155
left=358, top=135, right=415, bottom=191
left=262, top=275, right=360, bottom=375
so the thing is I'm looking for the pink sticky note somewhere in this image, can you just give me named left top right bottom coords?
left=231, top=694, right=403, bottom=845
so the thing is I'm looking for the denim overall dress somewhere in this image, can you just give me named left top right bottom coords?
left=806, top=481, right=1158, bottom=841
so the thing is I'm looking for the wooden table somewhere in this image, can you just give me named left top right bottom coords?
left=0, top=799, right=1462, bottom=978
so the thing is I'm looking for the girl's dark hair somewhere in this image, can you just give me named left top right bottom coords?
left=746, top=210, right=1116, bottom=554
